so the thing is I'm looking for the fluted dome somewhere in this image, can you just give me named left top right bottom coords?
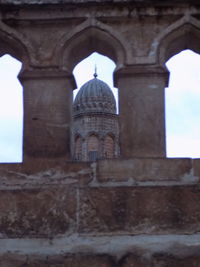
left=73, top=75, right=116, bottom=116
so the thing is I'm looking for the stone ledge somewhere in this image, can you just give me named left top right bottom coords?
left=0, top=252, right=200, bottom=266
left=0, top=254, right=115, bottom=267
left=0, top=161, right=92, bottom=189
left=96, top=158, right=194, bottom=183
left=0, top=158, right=199, bottom=188
left=0, top=234, right=199, bottom=258
left=1, top=0, right=199, bottom=5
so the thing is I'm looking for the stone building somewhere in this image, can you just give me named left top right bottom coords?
left=0, top=0, right=200, bottom=266
left=73, top=73, right=119, bottom=161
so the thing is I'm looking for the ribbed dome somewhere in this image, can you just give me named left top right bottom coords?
left=73, top=76, right=116, bottom=116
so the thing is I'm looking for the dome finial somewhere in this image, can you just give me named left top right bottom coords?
left=94, top=64, right=98, bottom=78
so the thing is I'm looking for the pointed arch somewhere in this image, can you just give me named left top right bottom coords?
left=104, top=134, right=115, bottom=159
left=74, top=135, right=82, bottom=160
left=87, top=134, right=99, bottom=161
left=150, top=15, right=200, bottom=65
left=0, top=20, right=33, bottom=66
left=57, top=18, right=127, bottom=72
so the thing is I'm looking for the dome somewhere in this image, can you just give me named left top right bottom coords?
left=73, top=75, right=116, bottom=116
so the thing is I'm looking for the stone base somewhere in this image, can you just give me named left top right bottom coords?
left=0, top=158, right=199, bottom=266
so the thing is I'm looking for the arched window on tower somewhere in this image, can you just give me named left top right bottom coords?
left=104, top=135, right=114, bottom=158
left=74, top=135, right=82, bottom=160
left=87, top=134, right=99, bottom=161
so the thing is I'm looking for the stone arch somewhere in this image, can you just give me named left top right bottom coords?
left=104, top=134, right=115, bottom=159
left=58, top=19, right=127, bottom=73
left=74, top=135, right=82, bottom=161
left=0, top=20, right=32, bottom=66
left=0, top=21, right=33, bottom=163
left=153, top=16, right=200, bottom=65
left=86, top=131, right=100, bottom=139
left=87, top=134, right=99, bottom=161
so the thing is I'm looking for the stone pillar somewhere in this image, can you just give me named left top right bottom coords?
left=114, top=65, right=169, bottom=158
left=19, top=69, right=76, bottom=161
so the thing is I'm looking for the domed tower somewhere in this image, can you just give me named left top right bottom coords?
left=73, top=73, right=119, bottom=161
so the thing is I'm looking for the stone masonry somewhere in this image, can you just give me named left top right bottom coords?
left=0, top=0, right=200, bottom=266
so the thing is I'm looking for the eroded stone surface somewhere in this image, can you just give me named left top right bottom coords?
left=153, top=254, right=200, bottom=267
left=0, top=161, right=92, bottom=189
left=120, top=254, right=150, bottom=267
left=192, top=159, right=200, bottom=179
left=0, top=186, right=76, bottom=238
left=0, top=254, right=115, bottom=267
left=79, top=186, right=200, bottom=234
left=1, top=252, right=200, bottom=266
left=0, top=0, right=197, bottom=4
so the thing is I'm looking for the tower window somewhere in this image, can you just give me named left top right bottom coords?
left=88, top=151, right=98, bottom=161
left=104, top=135, right=114, bottom=158
left=88, top=135, right=99, bottom=161
left=75, top=136, right=82, bottom=160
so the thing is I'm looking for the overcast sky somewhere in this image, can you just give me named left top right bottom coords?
left=0, top=50, right=200, bottom=162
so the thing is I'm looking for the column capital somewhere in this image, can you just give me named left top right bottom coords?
left=114, top=65, right=169, bottom=88
left=18, top=68, right=76, bottom=89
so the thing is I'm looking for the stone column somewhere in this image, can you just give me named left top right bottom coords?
left=114, top=65, right=169, bottom=158
left=19, top=69, right=76, bottom=161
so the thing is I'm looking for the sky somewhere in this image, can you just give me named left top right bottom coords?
left=0, top=49, right=200, bottom=162
left=165, top=50, right=200, bottom=158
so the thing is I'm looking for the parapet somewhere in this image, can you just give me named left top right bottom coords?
left=1, top=0, right=199, bottom=5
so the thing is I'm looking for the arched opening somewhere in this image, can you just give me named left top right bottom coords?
left=60, top=26, right=123, bottom=160
left=72, top=52, right=120, bottom=161
left=61, top=26, right=125, bottom=73
left=104, top=135, right=115, bottom=159
left=159, top=24, right=200, bottom=64
left=87, top=134, right=99, bottom=161
left=73, top=52, right=118, bottom=111
left=0, top=54, right=23, bottom=162
left=74, top=135, right=82, bottom=161
left=165, top=49, right=200, bottom=158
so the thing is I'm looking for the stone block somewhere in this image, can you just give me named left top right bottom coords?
left=0, top=186, right=76, bottom=238
left=0, top=161, right=92, bottom=188
left=61, top=254, right=115, bottom=267
left=79, top=186, right=200, bottom=234
left=192, top=159, right=200, bottom=180
left=153, top=254, right=200, bottom=267
left=120, top=254, right=149, bottom=267
left=0, top=254, right=28, bottom=267
left=0, top=254, right=115, bottom=267
left=96, top=158, right=192, bottom=182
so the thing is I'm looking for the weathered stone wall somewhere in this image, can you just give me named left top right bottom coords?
left=0, top=0, right=200, bottom=266
left=0, top=159, right=199, bottom=265
left=1, top=0, right=199, bottom=4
